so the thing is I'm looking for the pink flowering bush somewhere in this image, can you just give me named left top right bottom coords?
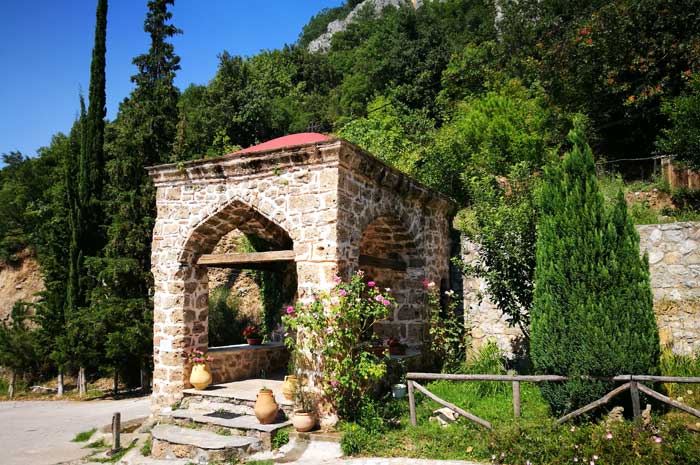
left=282, top=271, right=394, bottom=419
left=185, top=348, right=213, bottom=365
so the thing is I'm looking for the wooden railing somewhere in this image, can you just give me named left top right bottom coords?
left=406, top=372, right=700, bottom=430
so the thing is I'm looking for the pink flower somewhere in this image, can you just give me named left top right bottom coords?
left=326, top=327, right=334, bottom=334
left=339, top=289, right=347, bottom=296
left=382, top=300, right=390, bottom=306
left=375, top=294, right=384, bottom=302
left=367, top=281, right=376, bottom=287
left=330, top=380, right=339, bottom=387
left=606, top=432, right=613, bottom=440
left=286, top=306, right=294, bottom=314
left=423, top=280, right=430, bottom=287
left=333, top=276, right=341, bottom=283
left=654, top=436, right=662, bottom=444
left=574, top=458, right=578, bottom=463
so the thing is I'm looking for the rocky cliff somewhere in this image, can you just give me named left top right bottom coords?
left=0, top=251, right=45, bottom=322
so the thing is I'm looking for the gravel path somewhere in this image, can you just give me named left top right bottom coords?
left=0, top=397, right=150, bottom=465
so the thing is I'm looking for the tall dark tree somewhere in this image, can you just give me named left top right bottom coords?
left=92, top=0, right=181, bottom=391
left=66, top=0, right=109, bottom=395
left=530, top=127, right=659, bottom=415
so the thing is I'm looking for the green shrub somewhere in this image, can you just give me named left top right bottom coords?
left=531, top=127, right=659, bottom=415
left=271, top=428, right=289, bottom=449
left=460, top=340, right=508, bottom=397
left=341, top=423, right=376, bottom=456
left=208, top=286, right=250, bottom=347
left=72, top=428, right=97, bottom=442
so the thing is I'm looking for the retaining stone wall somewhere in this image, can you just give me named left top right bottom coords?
left=208, top=343, right=289, bottom=384
left=465, top=222, right=700, bottom=357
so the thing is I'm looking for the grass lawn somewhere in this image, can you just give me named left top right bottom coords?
left=344, top=379, right=700, bottom=465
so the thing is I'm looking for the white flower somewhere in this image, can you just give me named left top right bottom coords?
left=385, top=288, right=391, bottom=292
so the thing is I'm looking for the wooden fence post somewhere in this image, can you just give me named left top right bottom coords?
left=408, top=380, right=417, bottom=426
left=512, top=380, right=521, bottom=418
left=630, top=381, right=641, bottom=421
left=112, top=412, right=121, bottom=452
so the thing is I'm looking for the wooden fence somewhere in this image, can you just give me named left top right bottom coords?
left=406, top=372, right=700, bottom=430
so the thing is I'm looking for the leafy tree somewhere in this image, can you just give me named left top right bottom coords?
left=0, top=303, right=39, bottom=398
left=530, top=126, right=659, bottom=415
left=417, top=82, right=555, bottom=203
left=657, top=72, right=700, bottom=168
left=456, top=162, right=540, bottom=337
left=338, top=96, right=434, bottom=173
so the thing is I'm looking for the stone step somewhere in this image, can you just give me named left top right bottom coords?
left=151, top=424, right=260, bottom=462
left=160, top=409, right=291, bottom=450
left=183, top=390, right=294, bottom=416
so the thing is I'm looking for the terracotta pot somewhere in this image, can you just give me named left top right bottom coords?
left=247, top=338, right=263, bottom=346
left=282, top=375, right=297, bottom=401
left=189, top=364, right=212, bottom=390
left=254, top=389, right=279, bottom=424
left=292, top=411, right=316, bottom=432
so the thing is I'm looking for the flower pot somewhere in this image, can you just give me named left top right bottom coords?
left=189, top=364, right=212, bottom=390
left=392, top=383, right=407, bottom=399
left=247, top=338, right=263, bottom=346
left=282, top=375, right=297, bottom=401
left=389, top=345, right=406, bottom=356
left=292, top=411, right=316, bottom=432
left=254, top=389, right=279, bottom=424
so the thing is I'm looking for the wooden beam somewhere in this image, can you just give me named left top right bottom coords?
left=413, top=381, right=492, bottom=429
left=197, top=250, right=295, bottom=268
left=359, top=254, right=406, bottom=271
left=407, top=373, right=568, bottom=382
left=556, top=382, right=631, bottom=424
left=637, top=383, right=700, bottom=419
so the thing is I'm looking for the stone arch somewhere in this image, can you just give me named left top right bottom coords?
left=358, top=214, right=427, bottom=345
left=178, top=197, right=293, bottom=265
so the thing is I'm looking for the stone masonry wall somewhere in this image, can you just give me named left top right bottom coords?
left=208, top=343, right=289, bottom=385
left=465, top=222, right=700, bottom=357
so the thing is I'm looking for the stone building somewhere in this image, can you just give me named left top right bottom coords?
left=147, top=133, right=454, bottom=410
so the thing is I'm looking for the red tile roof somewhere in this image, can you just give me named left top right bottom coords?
left=231, top=133, right=332, bottom=155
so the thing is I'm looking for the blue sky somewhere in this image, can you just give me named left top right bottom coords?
left=0, top=0, right=342, bottom=161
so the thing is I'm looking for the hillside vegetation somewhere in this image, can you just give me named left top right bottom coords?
left=1, top=0, right=699, bottom=393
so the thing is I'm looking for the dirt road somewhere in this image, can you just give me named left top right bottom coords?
left=0, top=397, right=150, bottom=465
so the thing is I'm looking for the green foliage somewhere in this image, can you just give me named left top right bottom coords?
left=417, top=83, right=555, bottom=202
left=456, top=162, right=541, bottom=334
left=283, top=272, right=392, bottom=420
left=208, top=287, right=250, bottom=347
left=459, top=340, right=509, bottom=397
left=658, top=73, right=700, bottom=168
left=140, top=439, right=151, bottom=456
left=271, top=428, right=289, bottom=449
left=531, top=127, right=660, bottom=415
left=72, top=428, right=97, bottom=442
left=0, top=303, right=40, bottom=387
left=341, top=422, right=376, bottom=456
left=426, top=283, right=468, bottom=373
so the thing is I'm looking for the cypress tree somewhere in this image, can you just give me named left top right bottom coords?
left=66, top=0, right=109, bottom=395
left=90, top=0, right=181, bottom=390
left=530, top=127, right=659, bottom=415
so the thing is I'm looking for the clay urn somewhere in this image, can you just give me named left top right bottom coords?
left=254, top=387, right=279, bottom=424
left=282, top=375, right=298, bottom=401
left=292, top=411, right=316, bottom=432
left=189, top=364, right=212, bottom=390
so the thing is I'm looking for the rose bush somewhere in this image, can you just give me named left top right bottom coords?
left=283, top=271, right=394, bottom=419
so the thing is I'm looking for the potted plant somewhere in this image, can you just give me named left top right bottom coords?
left=387, top=337, right=407, bottom=356
left=243, top=325, right=263, bottom=345
left=254, top=386, right=279, bottom=424
left=291, top=379, right=315, bottom=432
left=186, top=349, right=214, bottom=390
